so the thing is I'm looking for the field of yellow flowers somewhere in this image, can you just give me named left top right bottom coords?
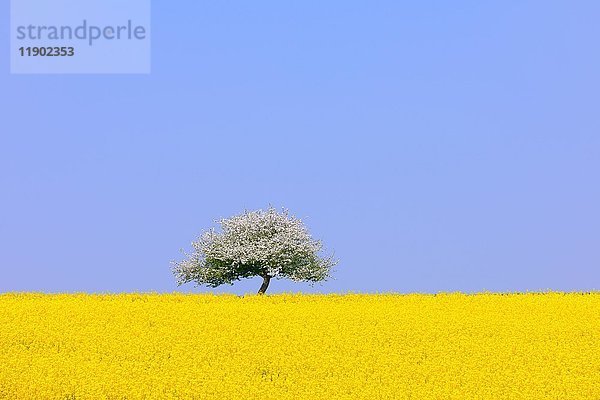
left=1, top=292, right=599, bottom=399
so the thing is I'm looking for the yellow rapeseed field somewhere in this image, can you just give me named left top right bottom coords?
left=0, top=292, right=598, bottom=399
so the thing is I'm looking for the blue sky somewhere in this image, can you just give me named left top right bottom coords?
left=1, top=1, right=599, bottom=294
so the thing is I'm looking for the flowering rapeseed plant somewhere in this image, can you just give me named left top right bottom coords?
left=0, top=292, right=599, bottom=399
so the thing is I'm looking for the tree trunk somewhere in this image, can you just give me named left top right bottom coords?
left=258, top=275, right=271, bottom=295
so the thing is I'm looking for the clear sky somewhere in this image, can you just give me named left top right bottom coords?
left=1, top=1, right=599, bottom=294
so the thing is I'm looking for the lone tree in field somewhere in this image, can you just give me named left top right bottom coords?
left=172, top=207, right=338, bottom=294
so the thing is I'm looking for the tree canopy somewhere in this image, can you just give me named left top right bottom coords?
left=172, top=207, right=337, bottom=294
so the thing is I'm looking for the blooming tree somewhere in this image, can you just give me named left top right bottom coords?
left=172, top=207, right=338, bottom=294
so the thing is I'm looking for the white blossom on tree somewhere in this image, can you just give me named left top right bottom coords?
left=172, top=207, right=338, bottom=294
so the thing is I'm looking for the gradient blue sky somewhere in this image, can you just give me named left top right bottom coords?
left=1, top=1, right=599, bottom=294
